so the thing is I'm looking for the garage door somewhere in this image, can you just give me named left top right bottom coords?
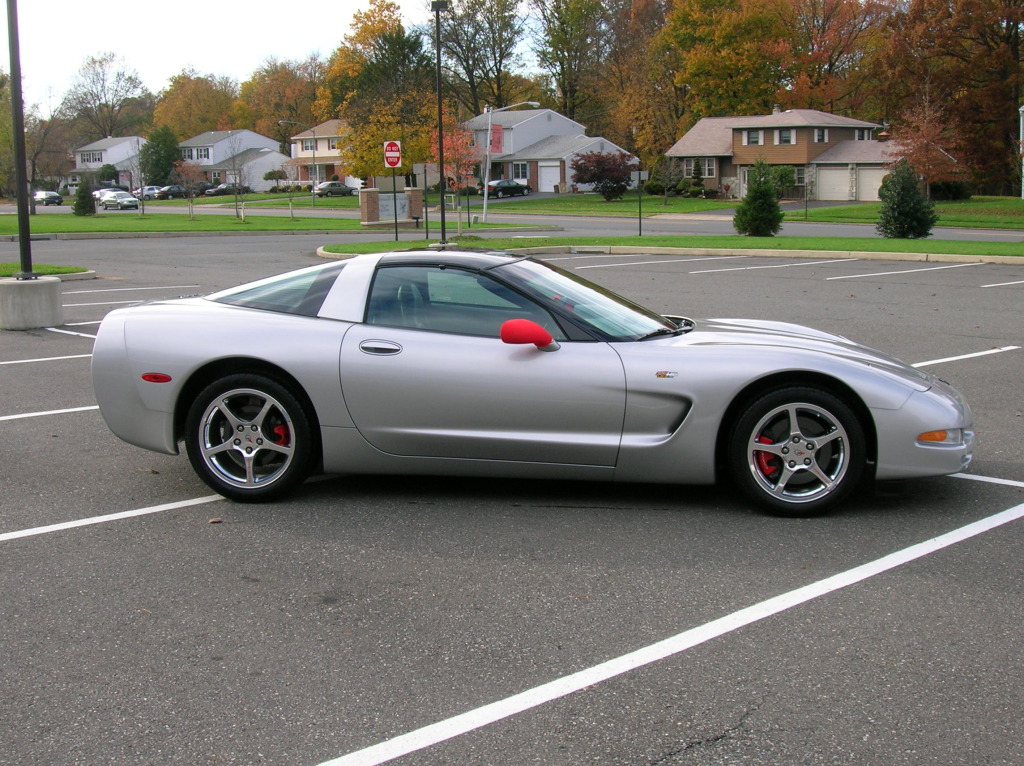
left=857, top=168, right=888, bottom=201
left=816, top=167, right=852, bottom=201
left=538, top=164, right=561, bottom=194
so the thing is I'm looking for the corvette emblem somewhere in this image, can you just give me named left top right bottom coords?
left=655, top=371, right=678, bottom=379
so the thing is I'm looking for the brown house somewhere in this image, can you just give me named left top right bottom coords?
left=666, top=108, right=895, bottom=201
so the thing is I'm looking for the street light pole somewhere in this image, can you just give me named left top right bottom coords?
left=1019, top=104, right=1023, bottom=201
left=278, top=120, right=316, bottom=207
left=481, top=101, right=539, bottom=223
left=432, top=0, right=449, bottom=243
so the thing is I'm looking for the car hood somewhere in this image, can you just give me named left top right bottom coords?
left=674, top=317, right=935, bottom=390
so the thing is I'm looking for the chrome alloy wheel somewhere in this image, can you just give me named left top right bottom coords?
left=746, top=401, right=849, bottom=505
left=197, top=387, right=296, bottom=490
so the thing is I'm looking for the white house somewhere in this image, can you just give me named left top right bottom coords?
left=69, top=136, right=146, bottom=192
left=464, top=108, right=633, bottom=193
left=179, top=130, right=287, bottom=191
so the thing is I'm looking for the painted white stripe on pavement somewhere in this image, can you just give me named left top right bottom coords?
left=64, top=285, right=199, bottom=294
left=826, top=262, right=984, bottom=280
left=0, top=495, right=223, bottom=542
left=0, top=405, right=99, bottom=421
left=318, top=499, right=1024, bottom=766
left=690, top=258, right=853, bottom=274
left=912, top=346, right=1020, bottom=367
left=981, top=279, right=1024, bottom=288
left=951, top=473, right=1024, bottom=489
left=0, top=354, right=92, bottom=365
left=45, top=327, right=97, bottom=339
left=576, top=256, right=750, bottom=270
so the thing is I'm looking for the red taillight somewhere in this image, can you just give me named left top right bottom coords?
left=141, top=373, right=173, bottom=383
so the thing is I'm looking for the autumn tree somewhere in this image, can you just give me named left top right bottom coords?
left=571, top=151, right=638, bottom=200
left=888, top=95, right=970, bottom=193
left=657, top=0, right=794, bottom=123
left=66, top=53, right=151, bottom=140
left=235, top=56, right=323, bottom=153
left=153, top=69, right=237, bottom=139
left=440, top=0, right=529, bottom=115
left=876, top=0, right=1024, bottom=193
left=530, top=0, right=608, bottom=123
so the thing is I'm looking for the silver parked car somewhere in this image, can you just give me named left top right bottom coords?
left=100, top=191, right=140, bottom=210
left=92, top=250, right=973, bottom=516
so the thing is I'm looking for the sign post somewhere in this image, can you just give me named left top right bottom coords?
left=631, top=169, right=649, bottom=236
left=384, top=141, right=402, bottom=241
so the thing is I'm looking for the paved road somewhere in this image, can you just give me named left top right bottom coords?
left=1, top=236, right=1022, bottom=766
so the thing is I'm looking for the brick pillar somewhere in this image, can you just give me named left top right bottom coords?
left=360, top=188, right=379, bottom=223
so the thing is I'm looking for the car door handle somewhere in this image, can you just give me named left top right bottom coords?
left=359, top=340, right=403, bottom=356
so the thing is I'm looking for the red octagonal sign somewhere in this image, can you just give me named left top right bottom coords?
left=384, top=140, right=402, bottom=168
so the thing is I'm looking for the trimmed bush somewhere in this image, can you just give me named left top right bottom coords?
left=733, top=160, right=783, bottom=236
left=876, top=159, right=937, bottom=239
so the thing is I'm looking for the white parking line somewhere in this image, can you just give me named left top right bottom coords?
left=576, top=256, right=750, bottom=270
left=45, top=327, right=97, bottom=339
left=912, top=346, right=1020, bottom=368
left=690, top=258, right=853, bottom=274
left=0, top=405, right=99, bottom=422
left=0, top=495, right=223, bottom=542
left=982, top=279, right=1024, bottom=288
left=318, top=496, right=1024, bottom=766
left=63, top=300, right=144, bottom=307
left=63, top=285, right=199, bottom=294
left=826, top=262, right=985, bottom=280
left=0, top=354, right=92, bottom=366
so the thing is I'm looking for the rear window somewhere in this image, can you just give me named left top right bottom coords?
left=209, top=262, right=346, bottom=317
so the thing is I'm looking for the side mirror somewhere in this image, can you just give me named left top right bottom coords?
left=500, top=318, right=560, bottom=352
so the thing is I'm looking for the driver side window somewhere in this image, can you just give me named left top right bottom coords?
left=366, top=265, right=565, bottom=339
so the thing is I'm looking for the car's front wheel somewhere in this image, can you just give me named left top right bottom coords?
left=727, top=387, right=866, bottom=517
left=185, top=374, right=316, bottom=502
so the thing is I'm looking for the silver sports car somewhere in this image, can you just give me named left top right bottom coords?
left=92, top=249, right=974, bottom=516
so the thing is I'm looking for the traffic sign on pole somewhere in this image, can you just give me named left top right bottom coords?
left=384, top=140, right=402, bottom=168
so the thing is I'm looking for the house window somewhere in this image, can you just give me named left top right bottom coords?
left=814, top=128, right=829, bottom=143
left=512, top=162, right=528, bottom=179
left=212, top=172, right=221, bottom=183
left=181, top=148, right=194, bottom=160
left=743, top=130, right=762, bottom=146
left=684, top=159, right=716, bottom=178
left=195, top=147, right=210, bottom=160
left=302, top=139, right=315, bottom=152
left=794, top=167, right=806, bottom=185
left=328, top=138, right=338, bottom=150
left=855, top=129, right=872, bottom=141
left=775, top=129, right=795, bottom=145
left=80, top=151, right=103, bottom=164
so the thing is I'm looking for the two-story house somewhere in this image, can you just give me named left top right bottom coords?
left=666, top=108, right=895, bottom=201
left=280, top=120, right=362, bottom=188
left=463, top=109, right=634, bottom=193
left=69, top=136, right=146, bottom=193
left=179, top=130, right=288, bottom=191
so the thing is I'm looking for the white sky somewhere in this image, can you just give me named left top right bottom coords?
left=0, top=0, right=432, bottom=112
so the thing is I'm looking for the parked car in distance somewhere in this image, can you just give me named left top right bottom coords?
left=132, top=186, right=163, bottom=200
left=33, top=190, right=63, bottom=206
left=486, top=178, right=532, bottom=198
left=204, top=183, right=252, bottom=196
left=93, top=187, right=126, bottom=201
left=101, top=191, right=140, bottom=210
left=315, top=181, right=358, bottom=197
left=155, top=185, right=184, bottom=200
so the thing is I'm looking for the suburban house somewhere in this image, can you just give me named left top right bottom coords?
left=463, top=108, right=634, bottom=193
left=665, top=108, right=895, bottom=201
left=280, top=120, right=362, bottom=188
left=68, top=136, right=147, bottom=193
left=179, top=130, right=289, bottom=192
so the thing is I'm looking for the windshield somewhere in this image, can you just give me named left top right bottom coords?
left=493, top=258, right=676, bottom=341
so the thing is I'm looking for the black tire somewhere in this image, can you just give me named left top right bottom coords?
left=184, top=373, right=316, bottom=502
left=727, top=386, right=866, bottom=517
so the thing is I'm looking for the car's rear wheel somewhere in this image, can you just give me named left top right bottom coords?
left=727, top=387, right=866, bottom=517
left=185, top=374, right=315, bottom=502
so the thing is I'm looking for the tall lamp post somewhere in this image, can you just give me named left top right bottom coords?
left=481, top=101, right=539, bottom=223
left=1019, top=104, right=1023, bottom=200
left=431, top=0, right=449, bottom=243
left=278, top=120, right=317, bottom=207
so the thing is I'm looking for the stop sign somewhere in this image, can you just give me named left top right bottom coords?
left=384, top=140, right=402, bottom=168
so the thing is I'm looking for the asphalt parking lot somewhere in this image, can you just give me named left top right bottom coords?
left=2, top=235, right=1023, bottom=766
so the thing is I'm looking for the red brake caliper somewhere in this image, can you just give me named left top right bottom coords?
left=271, top=424, right=290, bottom=446
left=754, top=435, right=778, bottom=477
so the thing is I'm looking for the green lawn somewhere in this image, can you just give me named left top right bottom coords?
left=470, top=193, right=735, bottom=216
left=786, top=196, right=1024, bottom=229
left=321, top=234, right=1023, bottom=258
left=0, top=263, right=90, bottom=277
left=1, top=212, right=366, bottom=234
